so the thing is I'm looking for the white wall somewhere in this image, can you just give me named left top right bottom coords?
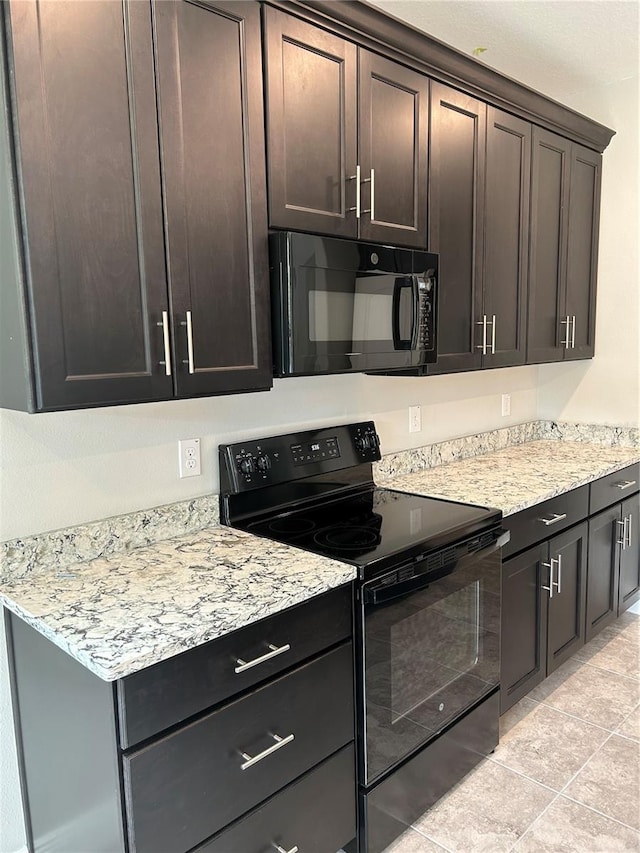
left=537, top=75, right=640, bottom=427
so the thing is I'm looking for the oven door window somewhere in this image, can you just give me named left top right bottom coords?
left=362, top=546, right=500, bottom=786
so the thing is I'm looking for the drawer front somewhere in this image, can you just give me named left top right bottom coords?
left=123, top=642, right=354, bottom=853
left=590, top=463, right=639, bottom=515
left=118, top=584, right=351, bottom=747
left=502, top=485, right=589, bottom=559
left=196, top=745, right=356, bottom=853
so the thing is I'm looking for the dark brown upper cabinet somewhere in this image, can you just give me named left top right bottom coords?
left=527, top=128, right=601, bottom=363
left=482, top=108, right=531, bottom=369
left=429, top=94, right=531, bottom=375
left=427, top=84, right=486, bottom=373
left=0, top=0, right=271, bottom=412
left=263, top=8, right=428, bottom=249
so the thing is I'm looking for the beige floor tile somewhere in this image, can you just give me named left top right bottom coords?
left=492, top=701, right=609, bottom=789
left=499, top=697, right=539, bottom=738
left=412, top=759, right=554, bottom=852
left=574, top=624, right=640, bottom=680
left=528, top=657, right=640, bottom=729
left=617, top=703, right=640, bottom=743
left=513, top=795, right=640, bottom=852
left=564, top=734, right=640, bottom=830
left=382, top=827, right=448, bottom=852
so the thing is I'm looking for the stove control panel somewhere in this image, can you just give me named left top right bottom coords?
left=219, top=421, right=382, bottom=494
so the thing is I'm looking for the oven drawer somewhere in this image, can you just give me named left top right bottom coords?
left=123, top=642, right=354, bottom=853
left=195, top=745, right=356, bottom=853
left=590, top=463, right=639, bottom=514
left=117, top=584, right=351, bottom=748
left=502, top=485, right=589, bottom=559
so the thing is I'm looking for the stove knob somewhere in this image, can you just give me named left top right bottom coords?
left=256, top=454, right=271, bottom=473
left=355, top=433, right=371, bottom=453
left=239, top=457, right=255, bottom=476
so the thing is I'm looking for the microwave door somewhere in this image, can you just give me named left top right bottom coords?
left=352, top=275, right=417, bottom=353
left=392, top=276, right=418, bottom=350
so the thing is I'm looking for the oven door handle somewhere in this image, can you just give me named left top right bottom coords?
left=364, top=529, right=510, bottom=607
left=392, top=276, right=418, bottom=351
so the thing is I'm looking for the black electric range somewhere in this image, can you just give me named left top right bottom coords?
left=219, top=422, right=506, bottom=853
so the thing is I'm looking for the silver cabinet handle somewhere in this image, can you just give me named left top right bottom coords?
left=348, top=164, right=361, bottom=218
left=626, top=514, right=632, bottom=549
left=240, top=732, right=295, bottom=771
left=181, top=310, right=195, bottom=374
left=571, top=315, right=576, bottom=348
left=555, top=553, right=562, bottom=594
left=234, top=642, right=291, bottom=674
left=490, top=314, right=496, bottom=354
left=615, top=480, right=637, bottom=490
left=542, top=558, right=555, bottom=598
left=560, top=315, right=571, bottom=348
left=157, top=311, right=172, bottom=376
left=476, top=314, right=487, bottom=355
left=361, top=168, right=375, bottom=220
left=617, top=518, right=627, bottom=548
left=273, top=845, right=299, bottom=853
left=537, top=512, right=567, bottom=527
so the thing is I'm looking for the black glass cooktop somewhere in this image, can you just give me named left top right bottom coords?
left=240, top=487, right=501, bottom=572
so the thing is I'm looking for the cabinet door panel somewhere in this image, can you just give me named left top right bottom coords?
left=264, top=8, right=357, bottom=236
left=483, top=109, right=530, bottom=368
left=547, top=522, right=587, bottom=675
left=501, top=544, right=548, bottom=714
left=358, top=51, right=428, bottom=248
left=5, top=0, right=171, bottom=409
left=586, top=507, right=620, bottom=642
left=154, top=0, right=272, bottom=396
left=527, top=128, right=570, bottom=363
left=619, top=493, right=640, bottom=613
left=565, top=145, right=601, bottom=360
left=428, top=84, right=485, bottom=374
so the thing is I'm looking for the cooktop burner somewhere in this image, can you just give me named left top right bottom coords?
left=268, top=517, right=316, bottom=535
left=313, top=523, right=382, bottom=552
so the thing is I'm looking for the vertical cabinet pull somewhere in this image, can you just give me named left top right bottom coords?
left=560, top=315, right=571, bottom=348
left=157, top=311, right=172, bottom=376
left=627, top=514, right=633, bottom=549
left=617, top=518, right=627, bottom=548
left=476, top=315, right=488, bottom=355
left=571, top=315, right=577, bottom=349
left=555, top=553, right=562, bottom=594
left=488, top=314, right=496, bottom=354
left=182, top=310, right=195, bottom=374
left=348, top=164, right=361, bottom=218
left=542, top=558, right=555, bottom=598
left=362, top=168, right=375, bottom=220
left=542, top=556, right=561, bottom=597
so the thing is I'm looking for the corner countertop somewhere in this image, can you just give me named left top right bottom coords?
left=0, top=525, right=355, bottom=682
left=380, top=440, right=640, bottom=516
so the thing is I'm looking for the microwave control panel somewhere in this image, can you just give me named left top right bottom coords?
left=417, top=271, right=436, bottom=353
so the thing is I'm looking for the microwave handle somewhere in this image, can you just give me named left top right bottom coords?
left=392, top=276, right=418, bottom=350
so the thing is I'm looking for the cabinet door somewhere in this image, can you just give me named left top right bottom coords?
left=586, top=506, right=620, bottom=642
left=546, top=522, right=587, bottom=675
left=483, top=108, right=530, bottom=368
left=619, top=493, right=640, bottom=614
left=263, top=8, right=357, bottom=237
left=5, top=0, right=172, bottom=410
left=428, top=84, right=485, bottom=374
left=357, top=51, right=428, bottom=248
left=527, top=128, right=571, bottom=363
left=153, top=0, right=272, bottom=397
left=501, top=543, right=548, bottom=714
left=565, top=145, right=601, bottom=360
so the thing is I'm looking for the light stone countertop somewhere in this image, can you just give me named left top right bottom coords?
left=380, top=440, right=640, bottom=516
left=0, top=525, right=355, bottom=682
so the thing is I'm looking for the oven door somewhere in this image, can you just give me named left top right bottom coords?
left=359, top=534, right=503, bottom=787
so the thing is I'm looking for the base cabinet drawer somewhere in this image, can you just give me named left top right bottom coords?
left=502, top=485, right=588, bottom=559
left=196, top=745, right=356, bottom=853
left=590, top=463, right=639, bottom=515
left=123, top=642, right=354, bottom=853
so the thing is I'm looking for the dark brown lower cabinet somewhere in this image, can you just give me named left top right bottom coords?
left=501, top=522, right=587, bottom=714
left=587, top=492, right=640, bottom=639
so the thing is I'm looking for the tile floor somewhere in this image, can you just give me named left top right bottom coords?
left=382, top=606, right=640, bottom=853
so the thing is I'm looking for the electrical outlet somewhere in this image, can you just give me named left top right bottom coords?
left=408, top=405, right=422, bottom=433
left=501, top=394, right=511, bottom=417
left=178, top=438, right=201, bottom=478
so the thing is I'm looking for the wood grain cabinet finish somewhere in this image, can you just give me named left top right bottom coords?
left=264, top=7, right=428, bottom=248
left=527, top=128, right=601, bottom=363
left=427, top=83, right=486, bottom=373
left=1, top=0, right=271, bottom=411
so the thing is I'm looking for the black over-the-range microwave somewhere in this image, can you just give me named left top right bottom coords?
left=269, top=231, right=438, bottom=377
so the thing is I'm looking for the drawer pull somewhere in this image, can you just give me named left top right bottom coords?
left=234, top=642, right=291, bottom=674
left=240, top=732, right=295, bottom=770
left=537, top=512, right=567, bottom=527
left=615, top=480, right=637, bottom=490
left=273, top=845, right=299, bottom=853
